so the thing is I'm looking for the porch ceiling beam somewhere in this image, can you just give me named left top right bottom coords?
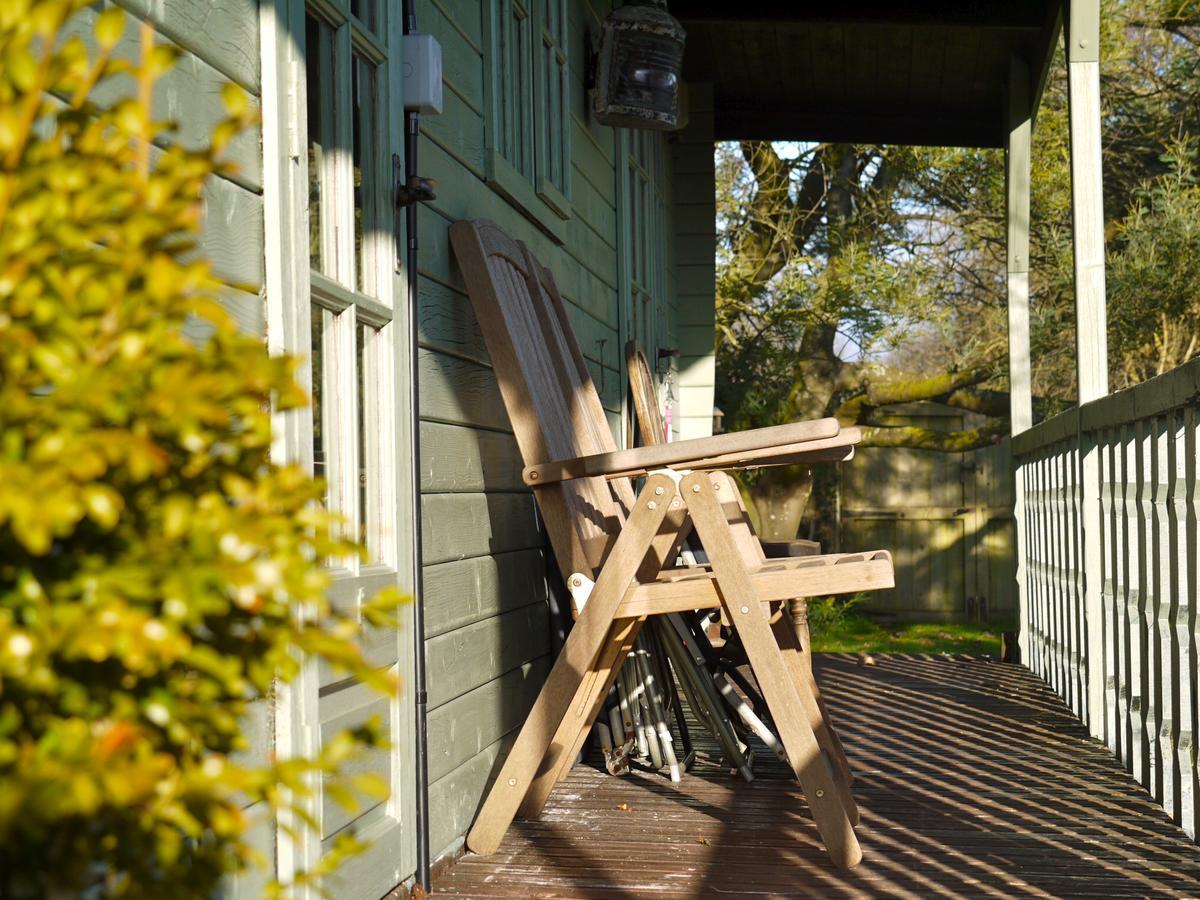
left=713, top=111, right=1002, bottom=149
left=678, top=3, right=1047, bottom=30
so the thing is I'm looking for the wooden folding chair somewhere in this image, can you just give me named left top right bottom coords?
left=449, top=219, right=893, bottom=870
left=625, top=340, right=856, bottom=791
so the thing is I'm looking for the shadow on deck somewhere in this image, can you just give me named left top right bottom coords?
left=434, top=655, right=1200, bottom=898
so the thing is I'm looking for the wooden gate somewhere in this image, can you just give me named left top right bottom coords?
left=837, top=403, right=1016, bottom=622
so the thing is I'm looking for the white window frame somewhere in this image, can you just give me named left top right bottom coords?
left=260, top=0, right=416, bottom=892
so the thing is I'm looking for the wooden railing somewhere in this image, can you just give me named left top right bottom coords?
left=1012, top=359, right=1200, bottom=842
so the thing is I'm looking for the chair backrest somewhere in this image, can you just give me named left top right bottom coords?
left=625, top=340, right=666, bottom=447
left=449, top=219, right=635, bottom=577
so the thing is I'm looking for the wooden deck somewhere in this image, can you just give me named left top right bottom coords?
left=434, top=655, right=1200, bottom=898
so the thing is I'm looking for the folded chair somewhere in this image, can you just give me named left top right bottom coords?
left=449, top=219, right=894, bottom=870
left=625, top=340, right=854, bottom=784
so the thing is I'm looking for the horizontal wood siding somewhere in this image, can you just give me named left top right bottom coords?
left=69, top=1, right=265, bottom=337
left=416, top=0, right=685, bottom=863
left=671, top=85, right=716, bottom=440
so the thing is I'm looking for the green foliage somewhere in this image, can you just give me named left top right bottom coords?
left=0, top=3, right=400, bottom=896
left=805, top=593, right=864, bottom=630
left=717, top=0, right=1200, bottom=437
left=808, top=612, right=1003, bottom=657
left=1108, top=141, right=1200, bottom=384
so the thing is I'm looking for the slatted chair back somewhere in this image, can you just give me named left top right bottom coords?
left=625, top=340, right=667, bottom=447
left=450, top=219, right=635, bottom=577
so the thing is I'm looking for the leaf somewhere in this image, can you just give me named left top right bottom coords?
left=94, top=6, right=124, bottom=51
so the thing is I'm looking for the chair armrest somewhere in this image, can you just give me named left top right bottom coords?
left=522, top=418, right=849, bottom=486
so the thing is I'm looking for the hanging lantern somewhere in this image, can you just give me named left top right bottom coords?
left=592, top=0, right=686, bottom=131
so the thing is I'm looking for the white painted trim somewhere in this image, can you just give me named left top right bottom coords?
left=261, top=0, right=416, bottom=891
left=1065, top=0, right=1108, bottom=741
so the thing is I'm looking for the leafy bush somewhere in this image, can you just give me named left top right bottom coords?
left=806, top=593, right=865, bottom=630
left=0, top=3, right=398, bottom=896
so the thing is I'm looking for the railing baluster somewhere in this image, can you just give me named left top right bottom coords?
left=1100, top=427, right=1119, bottom=754
left=1117, top=422, right=1135, bottom=767
left=1011, top=362, right=1200, bottom=845
left=1182, top=406, right=1199, bottom=839
left=1152, top=415, right=1171, bottom=816
left=1136, top=417, right=1154, bottom=790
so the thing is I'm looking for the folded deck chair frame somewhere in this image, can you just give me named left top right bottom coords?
left=625, top=340, right=852, bottom=778
left=449, top=219, right=893, bottom=870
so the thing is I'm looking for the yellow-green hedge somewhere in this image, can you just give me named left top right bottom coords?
left=0, top=3, right=399, bottom=896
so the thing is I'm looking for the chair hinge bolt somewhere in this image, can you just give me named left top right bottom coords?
left=655, top=486, right=664, bottom=495
left=508, top=778, right=517, bottom=787
left=740, top=605, right=749, bottom=614
left=647, top=500, right=657, bottom=510
left=816, top=789, right=825, bottom=798
left=691, top=484, right=701, bottom=493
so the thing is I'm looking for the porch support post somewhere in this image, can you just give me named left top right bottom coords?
left=1006, top=54, right=1033, bottom=663
left=1065, top=0, right=1108, bottom=738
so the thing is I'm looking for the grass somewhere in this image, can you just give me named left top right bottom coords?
left=805, top=594, right=1006, bottom=656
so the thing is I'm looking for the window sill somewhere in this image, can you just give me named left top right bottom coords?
left=485, top=149, right=571, bottom=245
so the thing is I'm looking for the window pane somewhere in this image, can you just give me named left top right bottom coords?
left=306, top=14, right=332, bottom=273
left=352, top=54, right=377, bottom=295
left=311, top=304, right=326, bottom=484
left=356, top=323, right=369, bottom=548
left=351, top=0, right=376, bottom=32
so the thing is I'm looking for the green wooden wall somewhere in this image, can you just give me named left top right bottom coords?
left=414, top=0, right=690, bottom=862
left=671, top=85, right=717, bottom=440
left=70, top=2, right=272, bottom=897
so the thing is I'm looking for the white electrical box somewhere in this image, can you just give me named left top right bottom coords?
left=403, top=33, right=443, bottom=115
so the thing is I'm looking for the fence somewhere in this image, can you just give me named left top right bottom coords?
left=839, top=403, right=1016, bottom=622
left=1012, top=359, right=1200, bottom=841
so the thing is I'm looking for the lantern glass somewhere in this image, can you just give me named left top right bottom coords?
left=593, top=1, right=686, bottom=131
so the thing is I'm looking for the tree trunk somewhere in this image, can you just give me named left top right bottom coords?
left=738, top=466, right=814, bottom=540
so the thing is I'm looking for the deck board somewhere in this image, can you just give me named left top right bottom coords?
left=434, top=655, right=1200, bottom=898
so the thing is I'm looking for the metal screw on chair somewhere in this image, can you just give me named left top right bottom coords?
left=508, top=778, right=517, bottom=787
left=529, top=471, right=539, bottom=480
left=691, top=484, right=701, bottom=492
left=655, top=486, right=664, bottom=495
left=740, top=605, right=749, bottom=614
left=816, top=789, right=825, bottom=798
left=648, top=501, right=657, bottom=510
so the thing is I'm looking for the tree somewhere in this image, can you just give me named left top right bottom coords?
left=0, top=3, right=398, bottom=896
left=717, top=0, right=1200, bottom=539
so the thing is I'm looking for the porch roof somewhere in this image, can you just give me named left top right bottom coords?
left=678, top=2, right=1062, bottom=147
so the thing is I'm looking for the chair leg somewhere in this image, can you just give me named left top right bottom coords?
left=465, top=474, right=675, bottom=856
left=521, top=499, right=691, bottom=815
left=518, top=616, right=645, bottom=818
left=783, top=601, right=855, bottom=784
left=683, top=471, right=862, bottom=871
left=771, top=615, right=859, bottom=826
